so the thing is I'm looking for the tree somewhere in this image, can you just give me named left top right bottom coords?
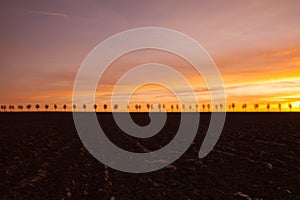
left=45, top=104, right=49, bottom=111
left=171, top=105, right=174, bottom=112
left=35, top=104, right=40, bottom=111
left=113, top=104, right=118, bottom=111
left=93, top=104, right=97, bottom=111
left=162, top=104, right=166, bottom=111
left=138, top=104, right=141, bottom=111
left=63, top=104, right=67, bottom=112
left=228, top=104, right=231, bottom=111
left=54, top=104, right=57, bottom=111
left=158, top=104, right=161, bottom=112
left=288, top=103, right=292, bottom=112
left=103, top=104, right=107, bottom=112
left=242, top=103, right=247, bottom=112
left=189, top=105, right=192, bottom=111
left=83, top=104, right=86, bottom=112
left=207, top=104, right=211, bottom=112
left=231, top=103, right=235, bottom=112
left=73, top=104, right=76, bottom=111
left=254, top=104, right=259, bottom=111
left=195, top=104, right=199, bottom=112
left=26, top=104, right=31, bottom=111
left=278, top=103, right=281, bottom=112
left=18, top=105, right=23, bottom=112
left=220, top=104, right=223, bottom=111
left=215, top=104, right=218, bottom=111
left=135, top=104, right=139, bottom=112
left=9, top=105, right=14, bottom=112
left=202, top=104, right=205, bottom=112
left=176, top=104, right=179, bottom=112
left=182, top=104, right=185, bottom=111
left=266, top=104, right=270, bottom=112
left=146, top=104, right=150, bottom=111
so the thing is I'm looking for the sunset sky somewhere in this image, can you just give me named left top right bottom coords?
left=0, top=0, right=300, bottom=111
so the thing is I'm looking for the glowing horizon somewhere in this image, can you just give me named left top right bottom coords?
left=0, top=1, right=300, bottom=112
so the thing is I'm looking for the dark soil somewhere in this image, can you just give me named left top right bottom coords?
left=0, top=112, right=299, bottom=199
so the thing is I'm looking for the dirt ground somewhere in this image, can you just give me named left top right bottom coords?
left=0, top=112, right=299, bottom=199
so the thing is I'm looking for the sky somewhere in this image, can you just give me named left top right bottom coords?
left=0, top=0, right=300, bottom=111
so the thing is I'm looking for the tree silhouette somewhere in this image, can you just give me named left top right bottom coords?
left=63, top=104, right=67, bottom=112
left=228, top=104, right=231, bottom=111
left=135, top=104, right=138, bottom=112
left=288, top=103, right=292, bottom=112
left=182, top=104, right=185, bottom=111
left=231, top=103, right=235, bottom=112
left=171, top=105, right=174, bottom=112
left=45, top=104, right=49, bottom=111
left=162, top=104, right=166, bottom=111
left=26, top=104, right=31, bottom=111
left=278, top=103, right=281, bottom=112
left=9, top=105, right=14, bottom=112
left=220, top=104, right=223, bottom=111
left=195, top=104, right=199, bottom=112
left=242, top=103, right=247, bottom=112
left=176, top=104, right=179, bottom=112
left=215, top=104, right=218, bottom=111
left=18, top=105, right=23, bottom=112
left=151, top=104, right=153, bottom=110
left=207, top=104, right=211, bottom=112
left=83, top=104, right=86, bottom=112
left=114, top=104, right=118, bottom=111
left=254, top=104, right=259, bottom=111
left=73, top=104, right=76, bottom=111
left=189, top=105, right=192, bottom=111
left=54, top=104, right=57, bottom=111
left=202, top=104, right=205, bottom=112
left=93, top=104, right=97, bottom=112
left=103, top=104, right=107, bottom=112
left=266, top=104, right=270, bottom=112
left=138, top=104, right=141, bottom=111
left=35, top=104, right=40, bottom=111
left=158, top=104, right=161, bottom=112
left=146, top=104, right=150, bottom=111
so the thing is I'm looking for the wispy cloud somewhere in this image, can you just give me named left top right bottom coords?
left=27, top=9, right=69, bottom=18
